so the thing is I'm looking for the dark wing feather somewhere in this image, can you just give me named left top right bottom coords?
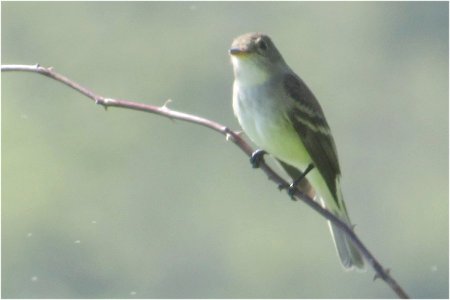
left=283, top=73, right=341, bottom=204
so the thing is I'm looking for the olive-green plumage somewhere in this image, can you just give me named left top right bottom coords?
left=230, top=32, right=364, bottom=270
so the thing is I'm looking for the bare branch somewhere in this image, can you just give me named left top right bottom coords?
left=1, top=64, right=410, bottom=299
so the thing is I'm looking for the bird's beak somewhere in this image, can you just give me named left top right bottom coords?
left=229, top=46, right=250, bottom=56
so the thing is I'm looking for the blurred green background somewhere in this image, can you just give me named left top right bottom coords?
left=2, top=2, right=448, bottom=298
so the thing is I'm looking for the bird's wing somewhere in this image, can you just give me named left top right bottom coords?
left=283, top=73, right=341, bottom=204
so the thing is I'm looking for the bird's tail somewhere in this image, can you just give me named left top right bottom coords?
left=325, top=189, right=365, bottom=271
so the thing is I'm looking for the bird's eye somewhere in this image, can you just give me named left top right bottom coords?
left=257, top=39, right=268, bottom=51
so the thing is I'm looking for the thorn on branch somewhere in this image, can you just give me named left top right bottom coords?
left=160, top=99, right=175, bottom=121
left=373, top=268, right=390, bottom=281
left=162, top=99, right=172, bottom=110
left=223, top=127, right=235, bottom=142
left=95, top=97, right=109, bottom=110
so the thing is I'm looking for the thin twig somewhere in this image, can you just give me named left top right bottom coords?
left=2, top=64, right=410, bottom=298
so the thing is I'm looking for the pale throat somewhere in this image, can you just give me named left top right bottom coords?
left=231, top=56, right=271, bottom=86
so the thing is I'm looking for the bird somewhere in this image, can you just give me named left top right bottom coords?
left=229, top=32, right=364, bottom=270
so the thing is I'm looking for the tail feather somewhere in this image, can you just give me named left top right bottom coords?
left=316, top=180, right=365, bottom=271
left=328, top=211, right=365, bottom=271
left=323, top=178, right=365, bottom=271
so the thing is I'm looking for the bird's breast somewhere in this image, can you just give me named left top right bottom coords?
left=232, top=80, right=312, bottom=170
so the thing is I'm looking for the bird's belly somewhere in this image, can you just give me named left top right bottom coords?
left=253, top=116, right=312, bottom=171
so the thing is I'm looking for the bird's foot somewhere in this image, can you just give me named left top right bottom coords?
left=250, top=149, right=267, bottom=168
left=286, top=163, right=315, bottom=200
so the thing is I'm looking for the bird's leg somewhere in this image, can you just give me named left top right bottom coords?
left=287, top=163, right=315, bottom=199
left=250, top=149, right=267, bottom=168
